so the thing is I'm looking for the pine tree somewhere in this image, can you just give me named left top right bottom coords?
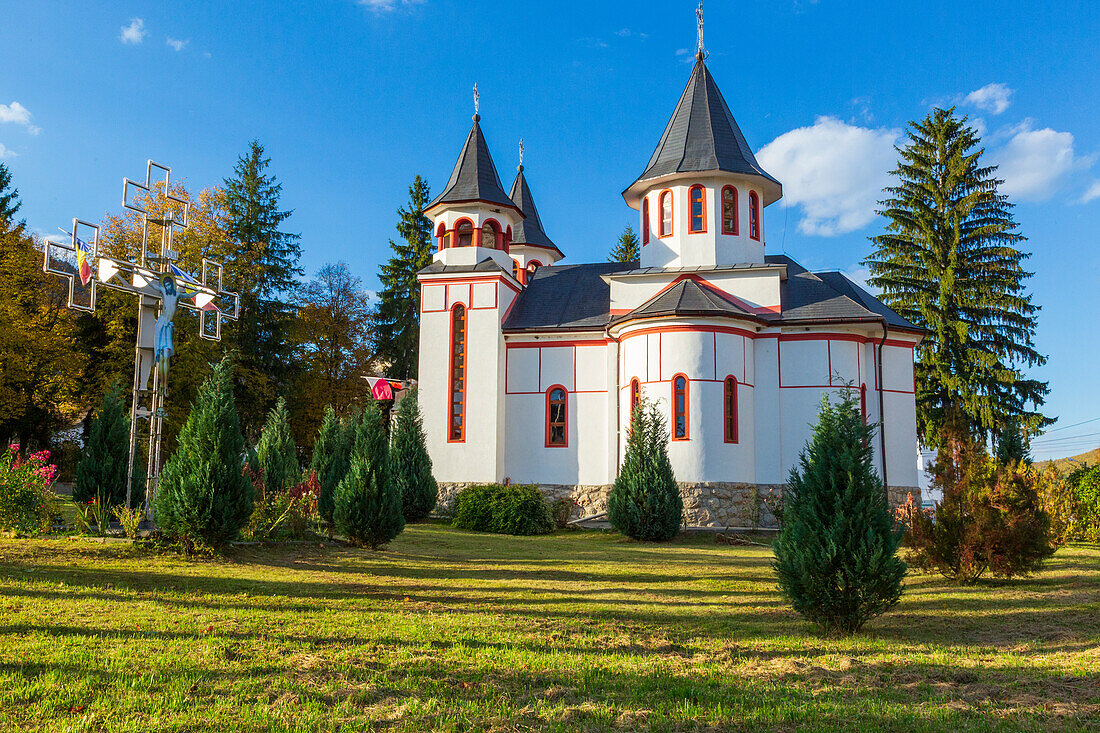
left=372, top=176, right=434, bottom=379
left=256, top=396, right=299, bottom=492
left=390, top=389, right=437, bottom=522
left=866, top=107, right=1048, bottom=445
left=222, top=141, right=303, bottom=436
left=311, top=405, right=353, bottom=527
left=608, top=224, right=640, bottom=263
left=608, top=400, right=682, bottom=541
left=73, top=383, right=132, bottom=508
left=0, top=162, right=24, bottom=232
left=155, top=357, right=254, bottom=551
left=334, top=400, right=404, bottom=548
left=773, top=390, right=906, bottom=635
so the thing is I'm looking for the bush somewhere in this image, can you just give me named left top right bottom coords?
left=551, top=497, right=578, bottom=529
left=0, top=444, right=60, bottom=534
left=903, top=412, right=1055, bottom=584
left=154, top=357, right=254, bottom=552
left=451, top=483, right=554, bottom=536
left=391, top=389, right=438, bottom=522
left=311, top=406, right=354, bottom=529
left=608, top=400, right=682, bottom=541
left=774, top=390, right=906, bottom=635
left=74, top=382, right=133, bottom=508
left=1066, top=464, right=1100, bottom=542
left=245, top=468, right=320, bottom=541
left=334, top=401, right=404, bottom=549
left=257, top=397, right=299, bottom=493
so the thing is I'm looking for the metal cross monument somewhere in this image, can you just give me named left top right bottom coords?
left=43, top=160, right=240, bottom=517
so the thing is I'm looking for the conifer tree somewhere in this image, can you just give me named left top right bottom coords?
left=311, top=405, right=353, bottom=527
left=372, top=176, right=433, bottom=379
left=256, top=396, right=299, bottom=492
left=608, top=224, right=640, bottom=263
left=608, top=400, right=682, bottom=541
left=155, top=357, right=254, bottom=551
left=73, top=383, right=132, bottom=508
left=334, top=400, right=404, bottom=548
left=773, top=390, right=906, bottom=635
left=866, top=107, right=1048, bottom=445
left=0, top=162, right=24, bottom=232
left=390, top=389, right=437, bottom=522
left=222, top=140, right=303, bottom=436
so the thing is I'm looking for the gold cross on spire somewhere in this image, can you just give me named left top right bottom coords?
left=696, top=0, right=706, bottom=60
left=473, top=83, right=480, bottom=116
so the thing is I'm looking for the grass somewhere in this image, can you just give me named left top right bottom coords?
left=0, top=525, right=1097, bottom=732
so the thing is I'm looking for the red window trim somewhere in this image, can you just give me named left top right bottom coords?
left=448, top=304, right=467, bottom=442
left=642, top=197, right=650, bottom=245
left=482, top=218, right=501, bottom=250
left=454, top=218, right=475, bottom=248
left=721, top=185, right=739, bottom=235
left=688, top=184, right=707, bottom=234
left=545, top=384, right=568, bottom=447
left=724, top=376, right=739, bottom=443
left=435, top=221, right=447, bottom=250
left=658, top=189, right=673, bottom=238
left=860, top=383, right=868, bottom=421
left=748, top=191, right=760, bottom=241
left=671, top=373, right=689, bottom=441
left=629, top=377, right=640, bottom=415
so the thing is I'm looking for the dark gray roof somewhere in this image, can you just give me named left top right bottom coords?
left=627, top=57, right=780, bottom=193
left=428, top=116, right=518, bottom=212
left=610, top=262, right=784, bottom=277
left=611, top=278, right=759, bottom=324
left=814, top=271, right=918, bottom=331
left=508, top=166, right=562, bottom=257
left=419, top=257, right=506, bottom=276
left=502, top=261, right=628, bottom=332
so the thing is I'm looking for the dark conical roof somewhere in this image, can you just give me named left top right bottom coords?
left=508, top=166, right=562, bottom=257
left=625, top=57, right=781, bottom=204
left=428, top=116, right=520, bottom=213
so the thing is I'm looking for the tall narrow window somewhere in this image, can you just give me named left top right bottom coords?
left=860, top=383, right=868, bottom=422
left=689, top=185, right=706, bottom=233
left=721, top=186, right=738, bottom=235
left=642, top=197, right=650, bottom=245
left=748, top=192, right=760, bottom=241
left=546, top=386, right=567, bottom=447
left=436, top=222, right=447, bottom=249
left=456, top=220, right=474, bottom=247
left=659, top=190, right=673, bottom=237
left=672, top=374, right=688, bottom=440
left=724, top=377, right=739, bottom=443
left=448, top=305, right=466, bottom=441
left=629, top=378, right=640, bottom=415
left=481, top=221, right=497, bottom=249
left=512, top=259, right=520, bottom=282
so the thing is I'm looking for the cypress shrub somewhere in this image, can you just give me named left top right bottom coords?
left=310, top=405, right=353, bottom=527
left=391, top=389, right=437, bottom=522
left=154, top=357, right=254, bottom=551
left=608, top=400, right=682, bottom=541
left=74, top=382, right=133, bottom=508
left=334, top=401, right=404, bottom=549
left=774, top=390, right=906, bottom=635
left=256, top=397, right=299, bottom=493
left=451, top=484, right=554, bottom=536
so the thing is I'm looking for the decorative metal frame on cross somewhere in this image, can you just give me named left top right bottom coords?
left=43, top=160, right=240, bottom=518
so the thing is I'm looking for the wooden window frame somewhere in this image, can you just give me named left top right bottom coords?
left=658, top=189, right=673, bottom=238
left=724, top=376, right=739, bottom=443
left=642, top=197, right=650, bottom=245
left=748, top=191, right=760, bottom=241
left=860, top=383, right=868, bottom=422
left=448, top=304, right=467, bottom=442
left=629, top=378, right=640, bottom=416
left=436, top=221, right=447, bottom=249
left=721, top=185, right=738, bottom=235
left=454, top=218, right=475, bottom=248
left=688, top=184, right=707, bottom=233
left=545, top=385, right=568, bottom=447
left=671, top=373, right=689, bottom=441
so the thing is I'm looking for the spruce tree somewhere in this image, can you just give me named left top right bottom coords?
left=311, top=405, right=353, bottom=527
left=222, top=140, right=303, bottom=436
left=773, top=390, right=906, bottom=635
left=155, top=357, right=254, bottom=551
left=608, top=224, right=640, bottom=263
left=256, top=396, right=299, bottom=492
left=372, top=176, right=433, bottom=379
left=73, top=383, right=132, bottom=508
left=390, top=389, right=437, bottom=522
left=0, top=162, right=23, bottom=232
left=334, top=401, right=404, bottom=548
left=608, top=400, right=682, bottom=541
left=866, top=107, right=1048, bottom=445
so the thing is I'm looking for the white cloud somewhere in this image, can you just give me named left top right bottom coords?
left=1079, top=180, right=1100, bottom=204
left=964, top=82, right=1013, bottom=115
left=992, top=121, right=1082, bottom=200
left=166, top=37, right=189, bottom=51
left=0, top=142, right=15, bottom=159
left=120, top=18, right=147, bottom=44
left=757, top=116, right=900, bottom=236
left=0, top=101, right=39, bottom=134
left=357, top=0, right=425, bottom=11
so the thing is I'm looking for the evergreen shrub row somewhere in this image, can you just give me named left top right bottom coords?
left=451, top=484, right=554, bottom=536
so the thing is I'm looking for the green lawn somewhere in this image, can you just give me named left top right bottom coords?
left=1, top=526, right=1097, bottom=732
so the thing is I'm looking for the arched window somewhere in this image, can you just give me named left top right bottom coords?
left=724, top=376, right=739, bottom=443
left=629, top=378, right=640, bottom=416
left=527, top=260, right=542, bottom=277
left=689, top=185, right=706, bottom=233
left=546, top=386, right=568, bottom=447
left=512, top=258, right=520, bottom=282
left=748, top=192, right=760, bottom=241
left=448, top=305, right=466, bottom=442
left=436, top=222, right=447, bottom=249
left=672, top=374, right=689, bottom=440
left=642, top=197, right=650, bottom=245
left=860, top=383, right=868, bottom=422
left=481, top=220, right=498, bottom=249
left=455, top=219, right=474, bottom=247
left=659, top=190, right=673, bottom=237
left=505, top=225, right=512, bottom=252
left=722, top=186, right=738, bottom=235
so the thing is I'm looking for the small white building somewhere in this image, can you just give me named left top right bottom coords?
left=417, top=54, right=923, bottom=527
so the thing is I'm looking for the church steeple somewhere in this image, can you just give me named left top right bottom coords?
left=508, top=164, right=563, bottom=264
left=427, top=114, right=521, bottom=216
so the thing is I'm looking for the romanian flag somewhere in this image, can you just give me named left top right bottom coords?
left=75, top=237, right=92, bottom=286
left=170, top=264, right=218, bottom=311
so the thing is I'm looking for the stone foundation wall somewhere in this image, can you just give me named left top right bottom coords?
left=435, top=481, right=921, bottom=528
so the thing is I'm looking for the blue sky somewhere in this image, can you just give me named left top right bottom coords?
left=2, top=1, right=1097, bottom=458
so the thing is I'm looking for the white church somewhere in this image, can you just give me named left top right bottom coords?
left=416, top=52, right=923, bottom=527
